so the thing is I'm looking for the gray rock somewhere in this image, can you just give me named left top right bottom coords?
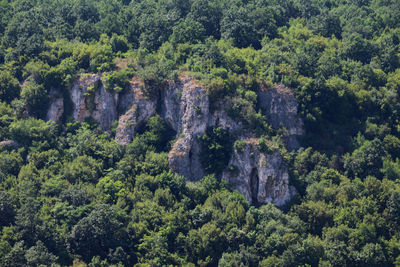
left=45, top=73, right=303, bottom=206
left=167, top=76, right=209, bottom=181
left=70, top=74, right=118, bottom=130
left=0, top=140, right=19, bottom=150
left=46, top=89, right=64, bottom=123
left=115, top=77, right=156, bottom=144
left=258, top=84, right=304, bottom=150
left=222, top=138, right=294, bottom=207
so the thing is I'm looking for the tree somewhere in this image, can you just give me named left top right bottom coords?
left=0, top=71, right=20, bottom=103
left=199, top=127, right=232, bottom=175
left=25, top=241, right=58, bottom=267
left=2, top=241, right=27, bottom=267
left=69, top=205, right=128, bottom=263
left=0, top=191, right=15, bottom=226
left=20, top=81, right=48, bottom=118
left=170, top=18, right=205, bottom=44
left=189, top=0, right=221, bottom=38
left=344, top=138, right=386, bottom=179
left=63, top=155, right=102, bottom=183
left=220, top=6, right=256, bottom=48
left=387, top=190, right=400, bottom=226
left=293, top=201, right=334, bottom=235
left=9, top=118, right=55, bottom=148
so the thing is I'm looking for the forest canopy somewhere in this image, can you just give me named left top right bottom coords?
left=0, top=0, right=400, bottom=266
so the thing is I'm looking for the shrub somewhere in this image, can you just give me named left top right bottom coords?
left=101, top=68, right=133, bottom=92
left=0, top=71, right=20, bottom=103
left=20, top=81, right=48, bottom=118
left=234, top=139, right=246, bottom=153
left=199, top=127, right=232, bottom=175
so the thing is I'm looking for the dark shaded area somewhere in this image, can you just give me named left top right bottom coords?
left=249, top=168, right=259, bottom=207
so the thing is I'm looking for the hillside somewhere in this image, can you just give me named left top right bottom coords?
left=1, top=0, right=400, bottom=266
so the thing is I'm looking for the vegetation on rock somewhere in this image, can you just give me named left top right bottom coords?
left=0, top=0, right=400, bottom=266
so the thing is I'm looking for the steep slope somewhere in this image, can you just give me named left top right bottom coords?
left=46, top=74, right=303, bottom=206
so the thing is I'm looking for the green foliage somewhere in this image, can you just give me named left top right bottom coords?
left=199, top=127, right=232, bottom=175
left=0, top=70, right=19, bottom=103
left=0, top=191, right=15, bottom=226
left=9, top=118, right=55, bottom=148
left=20, top=81, right=48, bottom=118
left=170, top=18, right=206, bottom=45
left=110, top=35, right=130, bottom=53
left=69, top=205, right=127, bottom=263
left=233, top=139, right=246, bottom=153
left=1, top=0, right=400, bottom=266
left=139, top=115, right=176, bottom=152
left=0, top=101, right=15, bottom=140
left=63, top=155, right=102, bottom=183
left=25, top=240, right=58, bottom=266
left=344, top=138, right=386, bottom=179
left=101, top=68, right=133, bottom=92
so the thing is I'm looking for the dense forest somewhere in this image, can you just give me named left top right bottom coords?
left=1, top=0, right=400, bottom=266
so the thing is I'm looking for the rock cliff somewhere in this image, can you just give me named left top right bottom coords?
left=46, top=89, right=64, bottom=123
left=115, top=78, right=156, bottom=144
left=222, top=138, right=294, bottom=206
left=70, top=74, right=118, bottom=130
left=46, top=74, right=303, bottom=206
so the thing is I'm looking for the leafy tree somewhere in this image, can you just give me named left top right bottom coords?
left=25, top=240, right=58, bottom=267
left=0, top=71, right=20, bottom=103
left=9, top=117, right=55, bottom=148
left=220, top=5, right=256, bottom=48
left=69, top=204, right=128, bottom=263
left=20, top=82, right=48, bottom=118
left=170, top=18, right=205, bottom=44
left=199, top=127, right=232, bottom=175
left=344, top=138, right=386, bottom=179
left=0, top=191, right=15, bottom=227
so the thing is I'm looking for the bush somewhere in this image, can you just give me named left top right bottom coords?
left=0, top=71, right=20, bottom=103
left=20, top=81, right=48, bottom=118
left=9, top=118, right=55, bottom=147
left=199, top=127, right=232, bottom=175
left=101, top=68, right=133, bottom=92
left=110, top=35, right=130, bottom=53
left=233, top=139, right=246, bottom=153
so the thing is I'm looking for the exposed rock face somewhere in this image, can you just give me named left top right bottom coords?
left=222, top=138, right=294, bottom=206
left=115, top=78, right=156, bottom=144
left=258, top=84, right=304, bottom=150
left=163, top=77, right=245, bottom=181
left=70, top=74, right=118, bottom=130
left=46, top=74, right=303, bottom=206
left=46, top=89, right=64, bottom=123
left=165, top=76, right=209, bottom=181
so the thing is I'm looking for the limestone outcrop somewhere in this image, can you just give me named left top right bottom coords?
left=115, top=78, right=156, bottom=144
left=222, top=138, right=294, bottom=206
left=0, top=140, right=19, bottom=151
left=164, top=76, right=209, bottom=181
left=46, top=74, right=303, bottom=206
left=46, top=89, right=64, bottom=123
left=70, top=74, right=118, bottom=130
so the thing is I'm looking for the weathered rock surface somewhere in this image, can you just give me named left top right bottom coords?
left=115, top=78, right=156, bottom=144
left=70, top=74, right=118, bottom=130
left=165, top=76, right=209, bottom=181
left=46, top=89, right=64, bottom=123
left=222, top=138, right=294, bottom=206
left=258, top=84, right=304, bottom=149
left=46, top=74, right=303, bottom=206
